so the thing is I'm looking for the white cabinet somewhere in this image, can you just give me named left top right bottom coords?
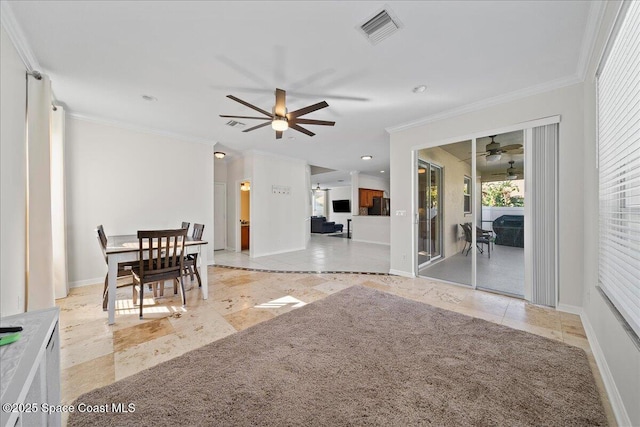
left=1, top=307, right=60, bottom=427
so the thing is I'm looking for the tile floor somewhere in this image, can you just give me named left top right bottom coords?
left=57, top=267, right=616, bottom=426
left=420, top=244, right=525, bottom=297
left=213, top=234, right=390, bottom=273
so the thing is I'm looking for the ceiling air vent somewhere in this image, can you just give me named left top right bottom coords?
left=358, top=8, right=403, bottom=45
left=226, top=120, right=245, bottom=128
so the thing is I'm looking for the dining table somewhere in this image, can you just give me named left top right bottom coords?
left=104, top=234, right=208, bottom=324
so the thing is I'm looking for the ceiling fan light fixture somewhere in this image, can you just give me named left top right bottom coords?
left=506, top=161, right=517, bottom=179
left=486, top=152, right=501, bottom=162
left=214, top=151, right=226, bottom=159
left=271, top=117, right=288, bottom=131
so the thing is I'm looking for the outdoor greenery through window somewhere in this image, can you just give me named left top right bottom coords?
left=482, top=181, right=524, bottom=207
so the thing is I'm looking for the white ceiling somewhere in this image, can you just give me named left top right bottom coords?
left=7, top=1, right=594, bottom=182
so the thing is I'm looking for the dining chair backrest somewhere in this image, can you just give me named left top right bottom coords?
left=181, top=221, right=190, bottom=233
left=96, top=225, right=108, bottom=262
left=137, top=228, right=187, bottom=283
left=192, top=223, right=205, bottom=240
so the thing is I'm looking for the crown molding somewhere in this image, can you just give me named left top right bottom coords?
left=385, top=73, right=581, bottom=134
left=67, top=112, right=217, bottom=146
left=576, top=0, right=607, bottom=82
left=0, top=1, right=41, bottom=72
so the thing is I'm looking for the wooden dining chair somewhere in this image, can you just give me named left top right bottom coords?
left=181, top=221, right=190, bottom=233
left=97, top=225, right=139, bottom=311
left=183, top=223, right=205, bottom=287
left=132, top=228, right=187, bottom=319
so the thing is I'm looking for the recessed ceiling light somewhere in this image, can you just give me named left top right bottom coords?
left=141, top=95, right=157, bottom=102
left=412, top=85, right=427, bottom=94
left=214, top=151, right=226, bottom=159
left=380, top=170, right=385, bottom=173
left=361, top=155, right=373, bottom=160
left=338, top=179, right=344, bottom=182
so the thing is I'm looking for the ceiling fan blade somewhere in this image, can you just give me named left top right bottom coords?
left=276, top=131, right=283, bottom=139
left=275, top=88, right=286, bottom=117
left=227, top=95, right=272, bottom=117
left=291, top=118, right=335, bottom=126
left=500, top=144, right=523, bottom=151
left=219, top=115, right=271, bottom=120
left=289, top=123, right=315, bottom=137
left=242, top=122, right=271, bottom=133
left=288, top=101, right=329, bottom=119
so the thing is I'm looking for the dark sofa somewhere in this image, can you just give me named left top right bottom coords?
left=492, top=215, right=524, bottom=248
left=311, top=216, right=344, bottom=234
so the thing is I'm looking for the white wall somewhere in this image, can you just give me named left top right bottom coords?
left=389, top=83, right=585, bottom=307
left=214, top=157, right=227, bottom=182
left=581, top=2, right=639, bottom=425
left=250, top=151, right=309, bottom=257
left=351, top=216, right=390, bottom=245
left=327, top=185, right=351, bottom=226
left=65, top=117, right=214, bottom=286
left=0, top=26, right=27, bottom=316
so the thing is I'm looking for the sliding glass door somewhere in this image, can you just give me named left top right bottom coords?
left=417, top=160, right=443, bottom=267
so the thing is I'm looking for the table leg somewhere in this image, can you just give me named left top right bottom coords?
left=107, top=257, right=118, bottom=325
left=199, top=246, right=208, bottom=299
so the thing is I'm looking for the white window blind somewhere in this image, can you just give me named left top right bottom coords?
left=597, top=1, right=640, bottom=337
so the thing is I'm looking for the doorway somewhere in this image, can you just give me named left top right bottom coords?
left=413, top=118, right=559, bottom=306
left=417, top=160, right=443, bottom=267
left=240, top=180, right=250, bottom=252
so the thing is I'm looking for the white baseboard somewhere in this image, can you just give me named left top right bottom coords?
left=351, top=238, right=390, bottom=246
left=252, top=247, right=306, bottom=258
left=389, top=269, right=415, bottom=278
left=69, top=276, right=103, bottom=288
left=557, top=303, right=583, bottom=315
left=581, top=313, right=632, bottom=427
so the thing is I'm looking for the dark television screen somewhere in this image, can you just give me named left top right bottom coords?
left=332, top=199, right=351, bottom=213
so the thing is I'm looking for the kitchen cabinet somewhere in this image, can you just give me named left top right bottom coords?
left=359, top=188, right=384, bottom=207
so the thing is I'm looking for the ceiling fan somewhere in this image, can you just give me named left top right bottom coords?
left=491, top=160, right=522, bottom=180
left=480, top=136, right=523, bottom=162
left=220, top=88, right=335, bottom=139
left=313, top=183, right=330, bottom=191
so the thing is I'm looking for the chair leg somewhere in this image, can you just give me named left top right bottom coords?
left=189, top=265, right=195, bottom=281
left=102, top=274, right=109, bottom=311
left=194, top=265, right=202, bottom=288
left=132, top=283, right=138, bottom=306
left=139, top=280, right=144, bottom=319
left=178, top=276, right=186, bottom=306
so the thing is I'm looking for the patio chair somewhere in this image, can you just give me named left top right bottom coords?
left=460, top=223, right=491, bottom=258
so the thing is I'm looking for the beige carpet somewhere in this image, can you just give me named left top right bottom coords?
left=69, top=286, right=607, bottom=426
